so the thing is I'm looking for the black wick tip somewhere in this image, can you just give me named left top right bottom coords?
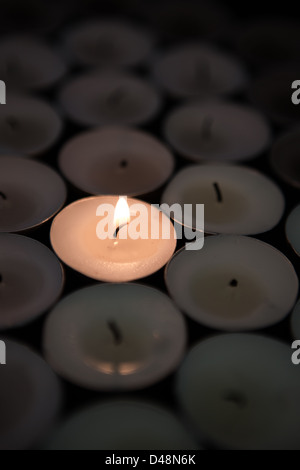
left=0, top=191, right=7, bottom=200
left=113, top=223, right=127, bottom=239
left=223, top=391, right=247, bottom=409
left=213, top=182, right=223, bottom=203
left=229, top=279, right=238, bottom=287
left=108, top=321, right=122, bottom=345
left=120, top=160, right=128, bottom=168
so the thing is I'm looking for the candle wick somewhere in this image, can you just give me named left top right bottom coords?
left=0, top=191, right=7, bottom=200
left=201, top=116, right=214, bottom=140
left=229, top=279, right=238, bottom=287
left=120, top=160, right=128, bottom=169
left=213, top=182, right=223, bottom=203
left=108, top=320, right=123, bottom=345
left=6, top=116, right=19, bottom=131
left=223, top=391, right=247, bottom=409
left=113, top=223, right=128, bottom=239
left=106, top=87, right=126, bottom=107
left=195, top=58, right=211, bottom=86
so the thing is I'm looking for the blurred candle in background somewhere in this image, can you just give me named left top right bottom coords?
left=0, top=95, right=62, bottom=156
left=0, top=35, right=66, bottom=92
left=0, top=234, right=64, bottom=329
left=59, top=126, right=174, bottom=197
left=270, top=128, right=300, bottom=189
left=291, top=300, right=300, bottom=339
left=44, top=400, right=199, bottom=450
left=50, top=196, right=176, bottom=282
left=153, top=44, right=248, bottom=99
left=0, top=339, right=61, bottom=450
left=44, top=283, right=186, bottom=390
left=286, top=205, right=300, bottom=256
left=161, top=165, right=284, bottom=235
left=59, top=71, right=161, bottom=128
left=165, top=235, right=298, bottom=331
left=176, top=334, right=300, bottom=450
left=0, top=156, right=66, bottom=233
left=63, top=18, right=154, bottom=68
left=164, top=101, right=271, bottom=162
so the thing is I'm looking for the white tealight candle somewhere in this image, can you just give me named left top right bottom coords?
left=0, top=95, right=62, bottom=156
left=44, top=400, right=198, bottom=450
left=0, top=156, right=66, bottom=233
left=153, top=44, right=248, bottom=99
left=164, top=101, right=271, bottom=162
left=44, top=283, right=186, bottom=391
left=165, top=235, right=298, bottom=331
left=270, top=128, right=300, bottom=188
left=59, top=126, right=174, bottom=196
left=59, top=71, right=161, bottom=128
left=291, top=300, right=300, bottom=339
left=63, top=19, right=154, bottom=68
left=161, top=165, right=284, bottom=235
left=286, top=205, right=300, bottom=256
left=0, top=339, right=61, bottom=450
left=176, top=334, right=300, bottom=450
left=50, top=196, right=176, bottom=282
left=0, top=234, right=64, bottom=330
left=0, top=35, right=66, bottom=91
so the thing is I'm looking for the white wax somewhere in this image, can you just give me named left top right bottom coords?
left=165, top=235, right=298, bottom=331
left=153, top=44, right=247, bottom=99
left=286, top=205, right=300, bottom=256
left=50, top=196, right=176, bottom=282
left=271, top=128, right=300, bottom=188
left=0, top=35, right=66, bottom=91
left=0, top=95, right=62, bottom=156
left=176, top=334, right=300, bottom=449
left=0, top=156, right=66, bottom=233
left=0, top=234, right=64, bottom=329
left=59, top=71, right=161, bottom=128
left=164, top=101, right=271, bottom=162
left=59, top=126, right=174, bottom=196
left=291, top=300, right=300, bottom=339
left=0, top=339, right=61, bottom=450
left=161, top=165, right=284, bottom=235
left=44, top=283, right=186, bottom=390
left=63, top=19, right=154, bottom=67
left=44, top=401, right=198, bottom=450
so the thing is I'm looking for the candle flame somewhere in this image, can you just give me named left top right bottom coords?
left=114, top=196, right=130, bottom=229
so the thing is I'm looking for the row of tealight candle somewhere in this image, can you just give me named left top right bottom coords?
left=1, top=11, right=300, bottom=451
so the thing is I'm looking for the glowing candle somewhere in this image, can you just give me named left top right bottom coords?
left=50, top=196, right=176, bottom=282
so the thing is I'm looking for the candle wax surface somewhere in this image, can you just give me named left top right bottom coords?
left=50, top=196, right=177, bottom=282
left=286, top=204, right=300, bottom=256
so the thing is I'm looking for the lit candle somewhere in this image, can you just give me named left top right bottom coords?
left=291, top=300, right=300, bottom=339
left=0, top=339, right=61, bottom=450
left=44, top=400, right=198, bottom=450
left=153, top=44, right=248, bottom=99
left=165, top=235, right=298, bottom=331
left=58, top=71, right=161, bottom=128
left=0, top=94, right=62, bottom=156
left=286, top=205, right=300, bottom=256
left=50, top=196, right=176, bottom=282
left=59, top=126, right=174, bottom=197
left=270, top=128, right=300, bottom=188
left=176, top=334, right=300, bottom=449
left=0, top=234, right=64, bottom=329
left=0, top=35, right=66, bottom=91
left=235, top=19, right=300, bottom=69
left=164, top=101, right=271, bottom=162
left=63, top=19, right=154, bottom=68
left=0, top=156, right=66, bottom=233
left=44, top=283, right=186, bottom=391
left=161, top=165, right=284, bottom=235
left=249, top=65, right=300, bottom=127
